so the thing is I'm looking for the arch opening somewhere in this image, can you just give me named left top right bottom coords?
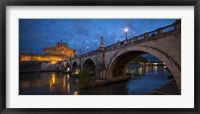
left=83, top=59, right=96, bottom=77
left=108, top=50, right=180, bottom=94
left=72, top=61, right=78, bottom=72
left=111, top=51, right=145, bottom=77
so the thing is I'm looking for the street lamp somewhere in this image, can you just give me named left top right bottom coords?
left=124, top=28, right=128, bottom=39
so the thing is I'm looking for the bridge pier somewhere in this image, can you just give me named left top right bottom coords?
left=96, top=69, right=107, bottom=80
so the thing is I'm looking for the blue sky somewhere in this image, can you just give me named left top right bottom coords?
left=19, top=19, right=176, bottom=59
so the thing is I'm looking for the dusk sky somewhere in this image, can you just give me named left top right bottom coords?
left=19, top=19, right=176, bottom=59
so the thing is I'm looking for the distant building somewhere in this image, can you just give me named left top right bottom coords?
left=20, top=42, right=76, bottom=64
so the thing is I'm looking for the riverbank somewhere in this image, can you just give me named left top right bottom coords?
left=19, top=70, right=59, bottom=73
left=86, top=76, right=129, bottom=88
left=150, top=79, right=180, bottom=95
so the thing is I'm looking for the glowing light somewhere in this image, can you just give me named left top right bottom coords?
left=153, top=63, right=158, bottom=65
left=154, top=66, right=158, bottom=74
left=124, top=28, right=128, bottom=32
left=50, top=61, right=57, bottom=65
left=20, top=55, right=64, bottom=62
left=49, top=81, right=52, bottom=91
left=52, top=73, right=55, bottom=77
left=74, top=90, right=78, bottom=95
left=67, top=74, right=70, bottom=80
left=67, top=83, right=70, bottom=93
left=139, top=67, right=143, bottom=76
left=52, top=74, right=56, bottom=84
left=67, top=67, right=70, bottom=71
left=49, top=73, right=56, bottom=92
left=20, top=56, right=31, bottom=61
left=74, top=71, right=79, bottom=74
left=74, top=69, right=79, bottom=74
left=145, top=66, right=149, bottom=75
left=63, top=75, right=66, bottom=89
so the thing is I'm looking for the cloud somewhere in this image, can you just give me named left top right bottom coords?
left=19, top=19, right=176, bottom=55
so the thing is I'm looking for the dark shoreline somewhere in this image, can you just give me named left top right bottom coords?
left=150, top=79, right=180, bottom=95
left=19, top=70, right=59, bottom=73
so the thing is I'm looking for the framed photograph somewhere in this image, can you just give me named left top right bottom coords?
left=1, top=0, right=199, bottom=114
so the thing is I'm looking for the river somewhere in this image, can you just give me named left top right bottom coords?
left=19, top=64, right=174, bottom=95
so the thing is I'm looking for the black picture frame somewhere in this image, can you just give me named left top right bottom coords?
left=0, top=0, right=199, bottom=114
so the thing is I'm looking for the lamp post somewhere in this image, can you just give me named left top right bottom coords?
left=124, top=28, right=128, bottom=39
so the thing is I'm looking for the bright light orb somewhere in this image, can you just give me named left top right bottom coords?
left=124, top=28, right=128, bottom=32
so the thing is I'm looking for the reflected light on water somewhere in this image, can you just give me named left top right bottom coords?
left=74, top=69, right=79, bottom=74
left=52, top=76, right=56, bottom=84
left=67, top=74, right=70, bottom=81
left=139, top=67, right=143, bottom=76
left=67, top=83, right=70, bottom=94
left=153, top=66, right=158, bottom=75
left=145, top=66, right=149, bottom=75
left=131, top=69, right=135, bottom=77
left=74, top=90, right=78, bottom=95
left=49, top=73, right=56, bottom=92
left=19, top=64, right=175, bottom=95
left=63, top=75, right=66, bottom=90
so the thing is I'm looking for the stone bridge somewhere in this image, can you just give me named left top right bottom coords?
left=61, top=20, right=181, bottom=91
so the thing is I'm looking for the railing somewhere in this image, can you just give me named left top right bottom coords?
left=74, top=20, right=180, bottom=58
left=79, top=49, right=99, bottom=57
left=103, top=21, right=180, bottom=52
left=162, top=25, right=175, bottom=33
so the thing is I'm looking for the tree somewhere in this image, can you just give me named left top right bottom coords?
left=79, top=68, right=90, bottom=88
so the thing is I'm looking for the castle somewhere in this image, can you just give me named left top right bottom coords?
left=20, top=42, right=76, bottom=64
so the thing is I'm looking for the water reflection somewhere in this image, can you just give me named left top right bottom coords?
left=127, top=64, right=168, bottom=77
left=74, top=90, right=78, bottom=95
left=19, top=64, right=173, bottom=95
left=49, top=73, right=56, bottom=92
left=62, top=75, right=66, bottom=92
left=154, top=66, right=158, bottom=75
left=126, top=64, right=173, bottom=95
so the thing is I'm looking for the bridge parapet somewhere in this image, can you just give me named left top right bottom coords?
left=104, top=20, right=180, bottom=52
left=80, top=49, right=99, bottom=57
left=70, top=20, right=180, bottom=59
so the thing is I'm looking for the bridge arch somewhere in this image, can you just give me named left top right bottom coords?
left=83, top=59, right=96, bottom=77
left=72, top=61, right=78, bottom=72
left=107, top=45, right=181, bottom=91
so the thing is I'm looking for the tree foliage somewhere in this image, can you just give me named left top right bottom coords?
left=79, top=68, right=90, bottom=88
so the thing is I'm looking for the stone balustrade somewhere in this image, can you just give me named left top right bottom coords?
left=71, top=20, right=180, bottom=58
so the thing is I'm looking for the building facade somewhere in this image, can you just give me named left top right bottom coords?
left=20, top=42, right=76, bottom=64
